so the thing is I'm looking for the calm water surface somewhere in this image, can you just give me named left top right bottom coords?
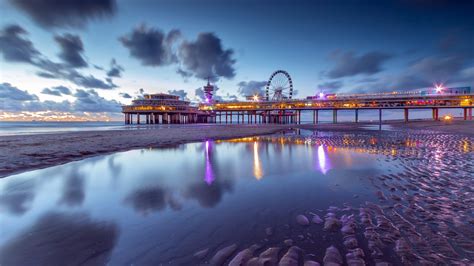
left=0, top=130, right=473, bottom=265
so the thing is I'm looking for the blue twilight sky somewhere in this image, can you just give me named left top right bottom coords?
left=0, top=0, right=473, bottom=120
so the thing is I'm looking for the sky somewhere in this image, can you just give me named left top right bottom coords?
left=0, top=0, right=473, bottom=121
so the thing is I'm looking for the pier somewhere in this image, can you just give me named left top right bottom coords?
left=122, top=71, right=473, bottom=125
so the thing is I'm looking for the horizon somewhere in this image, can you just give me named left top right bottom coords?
left=1, top=0, right=474, bottom=121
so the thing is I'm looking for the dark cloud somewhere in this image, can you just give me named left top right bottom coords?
left=73, top=89, right=121, bottom=112
left=1, top=83, right=121, bottom=114
left=178, top=32, right=236, bottom=80
left=0, top=179, right=35, bottom=215
left=0, top=25, right=116, bottom=90
left=34, top=58, right=117, bottom=89
left=328, top=51, right=392, bottom=78
left=0, top=212, right=118, bottom=265
left=124, top=185, right=182, bottom=214
left=41, top=85, right=72, bottom=96
left=119, top=92, right=132, bottom=99
left=106, top=58, right=124, bottom=77
left=10, top=0, right=116, bottom=29
left=120, top=25, right=180, bottom=67
left=59, top=171, right=85, bottom=207
left=184, top=180, right=233, bottom=208
left=0, top=24, right=39, bottom=63
left=54, top=34, right=88, bottom=68
left=176, top=68, right=193, bottom=79
left=167, top=89, right=187, bottom=100
left=317, top=81, right=344, bottom=92
left=0, top=82, right=38, bottom=101
left=237, top=80, right=267, bottom=96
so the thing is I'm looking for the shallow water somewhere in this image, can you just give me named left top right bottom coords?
left=0, top=130, right=473, bottom=265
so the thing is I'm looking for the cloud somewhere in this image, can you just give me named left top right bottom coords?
left=317, top=81, right=344, bottom=92
left=0, top=83, right=38, bottom=101
left=167, top=89, right=187, bottom=100
left=0, top=25, right=116, bottom=90
left=119, top=92, right=132, bottom=99
left=1, top=83, right=121, bottom=114
left=178, top=32, right=236, bottom=80
left=0, top=24, right=39, bottom=63
left=54, top=34, right=88, bottom=68
left=328, top=51, right=392, bottom=78
left=73, top=89, right=121, bottom=112
left=41, top=86, right=72, bottom=96
left=120, top=25, right=180, bottom=67
left=237, top=80, right=267, bottom=96
left=0, top=178, right=35, bottom=215
left=10, top=0, right=116, bottom=29
left=106, top=58, right=124, bottom=77
left=124, top=184, right=184, bottom=214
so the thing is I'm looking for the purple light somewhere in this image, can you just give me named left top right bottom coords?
left=205, top=97, right=210, bottom=103
left=204, top=140, right=214, bottom=185
left=319, top=92, right=325, bottom=99
left=317, top=145, right=330, bottom=174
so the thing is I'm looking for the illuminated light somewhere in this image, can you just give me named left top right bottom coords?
left=317, top=145, right=329, bottom=174
left=253, top=94, right=260, bottom=102
left=253, top=141, right=263, bottom=180
left=319, top=92, right=324, bottom=98
left=204, top=140, right=215, bottom=185
left=435, top=84, right=444, bottom=93
left=443, top=115, right=453, bottom=121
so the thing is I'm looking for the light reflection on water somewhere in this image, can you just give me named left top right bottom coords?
left=0, top=131, right=472, bottom=265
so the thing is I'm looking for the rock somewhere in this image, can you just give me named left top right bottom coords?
left=266, top=227, right=274, bottom=236
left=279, top=246, right=301, bottom=266
left=247, top=247, right=280, bottom=266
left=194, top=248, right=209, bottom=259
left=304, top=260, right=321, bottom=266
left=284, top=239, right=294, bottom=246
left=324, top=217, right=341, bottom=231
left=296, top=215, right=310, bottom=226
left=229, top=248, right=254, bottom=266
left=312, top=214, right=323, bottom=224
left=341, top=224, right=355, bottom=235
left=343, top=237, right=358, bottom=249
left=210, top=244, right=238, bottom=265
left=323, top=246, right=343, bottom=265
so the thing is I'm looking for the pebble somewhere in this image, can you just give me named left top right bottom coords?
left=296, top=214, right=310, bottom=226
left=193, top=248, right=209, bottom=259
left=209, top=244, right=238, bottom=265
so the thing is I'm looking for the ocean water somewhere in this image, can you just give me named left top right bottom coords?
left=0, top=130, right=472, bottom=265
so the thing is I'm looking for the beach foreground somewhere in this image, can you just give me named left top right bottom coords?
left=0, top=120, right=472, bottom=178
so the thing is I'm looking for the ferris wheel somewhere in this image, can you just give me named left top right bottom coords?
left=265, top=70, right=293, bottom=101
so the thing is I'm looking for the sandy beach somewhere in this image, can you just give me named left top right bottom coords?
left=0, top=120, right=472, bottom=178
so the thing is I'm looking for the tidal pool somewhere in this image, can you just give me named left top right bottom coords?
left=0, top=130, right=473, bottom=265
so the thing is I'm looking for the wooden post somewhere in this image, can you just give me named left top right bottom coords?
left=355, top=109, right=359, bottom=123
left=379, top=109, right=382, bottom=129
left=333, top=109, right=337, bottom=123
left=404, top=109, right=409, bottom=122
left=464, top=108, right=468, bottom=120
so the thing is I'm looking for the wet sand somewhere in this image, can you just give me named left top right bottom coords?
left=0, top=120, right=472, bottom=178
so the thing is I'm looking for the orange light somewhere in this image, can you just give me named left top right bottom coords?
left=443, top=115, right=452, bottom=121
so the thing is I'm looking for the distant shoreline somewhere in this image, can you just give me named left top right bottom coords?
left=0, top=120, right=472, bottom=178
